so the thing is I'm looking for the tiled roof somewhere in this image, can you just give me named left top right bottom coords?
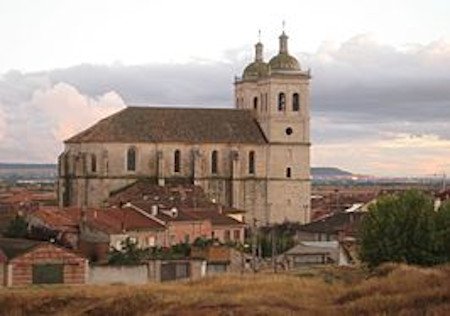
left=111, top=181, right=245, bottom=226
left=66, top=107, right=267, bottom=144
left=31, top=207, right=78, bottom=233
left=64, top=207, right=165, bottom=234
left=183, top=209, right=244, bottom=226
left=109, top=181, right=215, bottom=209
left=299, top=210, right=365, bottom=235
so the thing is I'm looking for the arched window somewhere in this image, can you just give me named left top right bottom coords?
left=293, top=93, right=300, bottom=111
left=286, top=167, right=292, bottom=178
left=253, top=97, right=258, bottom=110
left=211, top=150, right=218, bottom=174
left=278, top=92, right=286, bottom=111
left=127, top=147, right=136, bottom=171
left=174, top=149, right=181, bottom=173
left=91, top=154, right=97, bottom=173
left=248, top=151, right=255, bottom=175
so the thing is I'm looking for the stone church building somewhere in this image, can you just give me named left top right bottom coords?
left=58, top=31, right=311, bottom=224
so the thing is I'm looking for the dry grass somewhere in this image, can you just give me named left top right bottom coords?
left=1, top=264, right=450, bottom=315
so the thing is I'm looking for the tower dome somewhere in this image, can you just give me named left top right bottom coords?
left=269, top=32, right=300, bottom=71
left=242, top=41, right=269, bottom=80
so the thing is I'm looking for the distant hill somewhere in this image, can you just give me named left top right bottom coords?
left=311, top=167, right=353, bottom=178
left=0, top=163, right=56, bottom=169
left=0, top=164, right=354, bottom=182
left=0, top=163, right=57, bottom=182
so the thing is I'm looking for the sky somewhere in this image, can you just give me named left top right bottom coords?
left=1, top=0, right=450, bottom=177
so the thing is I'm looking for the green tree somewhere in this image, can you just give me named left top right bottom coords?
left=4, top=216, right=28, bottom=238
left=435, top=201, right=450, bottom=262
left=359, top=190, right=438, bottom=268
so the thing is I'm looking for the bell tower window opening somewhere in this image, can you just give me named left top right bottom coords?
left=293, top=93, right=300, bottom=111
left=211, top=150, right=218, bottom=174
left=278, top=92, right=286, bottom=111
left=127, top=147, right=136, bottom=172
left=174, top=149, right=181, bottom=173
left=248, top=151, right=255, bottom=175
left=253, top=97, right=258, bottom=110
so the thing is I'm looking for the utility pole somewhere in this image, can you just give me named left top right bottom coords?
left=251, top=218, right=258, bottom=273
left=271, top=226, right=277, bottom=273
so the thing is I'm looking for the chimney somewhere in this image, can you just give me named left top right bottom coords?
left=151, top=204, right=159, bottom=216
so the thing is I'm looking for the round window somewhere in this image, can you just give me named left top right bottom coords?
left=285, top=127, right=293, bottom=135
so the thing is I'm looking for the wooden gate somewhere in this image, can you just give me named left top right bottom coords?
left=160, top=262, right=190, bottom=282
left=32, top=264, right=64, bottom=284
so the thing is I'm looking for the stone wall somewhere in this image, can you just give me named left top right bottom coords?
left=88, top=265, right=149, bottom=285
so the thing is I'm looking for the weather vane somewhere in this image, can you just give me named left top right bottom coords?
left=258, top=29, right=261, bottom=42
left=282, top=20, right=286, bottom=32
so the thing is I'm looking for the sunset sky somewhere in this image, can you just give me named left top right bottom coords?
left=1, top=0, right=450, bottom=177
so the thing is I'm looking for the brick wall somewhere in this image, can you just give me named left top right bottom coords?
left=167, top=220, right=212, bottom=245
left=9, top=244, right=87, bottom=286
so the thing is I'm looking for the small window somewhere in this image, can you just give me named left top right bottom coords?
left=293, top=93, right=300, bottom=111
left=248, top=151, right=255, bottom=175
left=286, top=167, right=292, bottom=178
left=127, top=147, right=136, bottom=171
left=285, top=127, right=293, bottom=135
left=253, top=97, right=258, bottom=110
left=174, top=149, right=181, bottom=173
left=233, top=230, right=241, bottom=241
left=211, top=150, right=218, bottom=174
left=278, top=92, right=286, bottom=111
left=91, top=154, right=97, bottom=173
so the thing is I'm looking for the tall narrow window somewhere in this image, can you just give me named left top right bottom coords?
left=174, top=149, right=181, bottom=173
left=248, top=151, right=255, bottom=175
left=286, top=167, right=292, bottom=178
left=278, top=92, right=286, bottom=111
left=293, top=93, right=300, bottom=111
left=211, top=150, right=218, bottom=174
left=91, top=154, right=97, bottom=173
left=253, top=97, right=258, bottom=110
left=127, top=147, right=136, bottom=171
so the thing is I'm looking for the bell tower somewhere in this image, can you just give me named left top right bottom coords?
left=234, top=29, right=311, bottom=224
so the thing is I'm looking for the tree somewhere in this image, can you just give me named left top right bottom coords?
left=359, top=190, right=438, bottom=268
left=4, top=216, right=28, bottom=238
left=435, top=201, right=450, bottom=262
left=108, top=238, right=147, bottom=265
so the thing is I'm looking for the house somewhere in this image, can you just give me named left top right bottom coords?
left=109, top=181, right=246, bottom=244
left=283, top=241, right=352, bottom=268
left=191, top=245, right=250, bottom=275
left=0, top=237, right=87, bottom=287
left=65, top=206, right=166, bottom=262
left=296, top=203, right=369, bottom=242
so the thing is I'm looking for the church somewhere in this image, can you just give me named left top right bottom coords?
left=57, top=30, right=312, bottom=225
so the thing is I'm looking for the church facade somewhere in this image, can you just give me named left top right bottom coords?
left=58, top=31, right=312, bottom=224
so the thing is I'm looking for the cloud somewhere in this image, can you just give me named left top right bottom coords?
left=0, top=106, right=6, bottom=141
left=1, top=34, right=450, bottom=175
left=30, top=83, right=125, bottom=142
left=0, top=78, right=125, bottom=163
